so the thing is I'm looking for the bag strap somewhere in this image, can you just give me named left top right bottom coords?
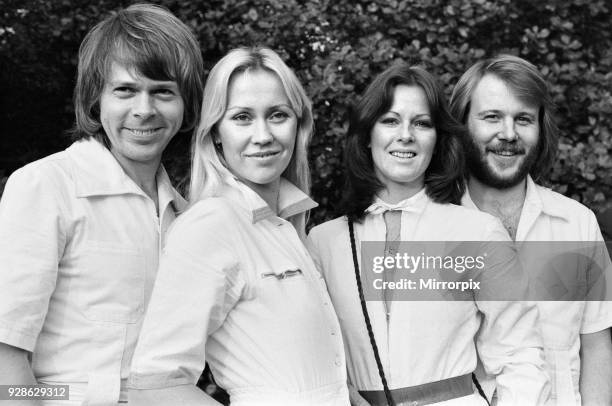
left=348, top=219, right=395, bottom=406
left=471, top=374, right=491, bottom=406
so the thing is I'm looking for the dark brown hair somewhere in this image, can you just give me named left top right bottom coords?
left=340, top=62, right=466, bottom=221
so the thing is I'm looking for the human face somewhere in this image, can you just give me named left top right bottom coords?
left=217, top=69, right=297, bottom=192
left=465, top=74, right=540, bottom=189
left=370, top=85, right=437, bottom=200
left=99, top=62, right=184, bottom=174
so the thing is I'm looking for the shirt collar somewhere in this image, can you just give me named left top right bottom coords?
left=67, top=138, right=185, bottom=210
left=461, top=175, right=568, bottom=220
left=523, top=175, right=568, bottom=219
left=365, top=188, right=429, bottom=215
left=225, top=177, right=317, bottom=224
left=156, top=166, right=187, bottom=214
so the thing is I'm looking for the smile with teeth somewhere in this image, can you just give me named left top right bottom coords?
left=390, top=151, right=416, bottom=158
left=490, top=150, right=522, bottom=157
left=246, top=151, right=280, bottom=158
left=125, top=128, right=160, bottom=136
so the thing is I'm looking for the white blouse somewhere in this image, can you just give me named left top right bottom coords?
left=130, top=179, right=349, bottom=406
left=307, top=189, right=550, bottom=405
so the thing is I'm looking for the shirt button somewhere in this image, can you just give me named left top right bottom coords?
left=334, top=359, right=341, bottom=367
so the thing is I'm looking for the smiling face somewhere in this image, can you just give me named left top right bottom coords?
left=216, top=69, right=297, bottom=192
left=99, top=62, right=184, bottom=173
left=465, top=74, right=540, bottom=189
left=370, top=85, right=437, bottom=200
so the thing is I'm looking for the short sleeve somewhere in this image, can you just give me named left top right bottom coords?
left=129, top=200, right=246, bottom=389
left=305, top=230, right=324, bottom=278
left=0, top=165, right=66, bottom=351
left=306, top=217, right=348, bottom=282
left=581, top=210, right=612, bottom=334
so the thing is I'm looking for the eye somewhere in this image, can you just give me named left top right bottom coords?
left=155, top=88, right=176, bottom=96
left=379, top=116, right=399, bottom=126
left=482, top=113, right=500, bottom=122
left=269, top=110, right=290, bottom=123
left=113, top=86, right=135, bottom=96
left=413, top=119, right=433, bottom=129
left=516, top=115, right=534, bottom=125
left=231, top=112, right=252, bottom=122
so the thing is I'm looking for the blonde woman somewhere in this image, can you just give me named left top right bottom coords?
left=129, top=47, right=349, bottom=406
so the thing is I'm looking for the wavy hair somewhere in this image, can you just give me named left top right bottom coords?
left=72, top=3, right=204, bottom=146
left=450, top=54, right=558, bottom=182
left=189, top=47, right=314, bottom=236
left=341, top=62, right=466, bottom=221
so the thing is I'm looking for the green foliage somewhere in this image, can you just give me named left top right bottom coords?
left=1, top=0, right=611, bottom=219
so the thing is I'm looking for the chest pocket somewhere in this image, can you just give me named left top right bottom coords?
left=74, top=241, right=145, bottom=323
left=256, top=266, right=319, bottom=317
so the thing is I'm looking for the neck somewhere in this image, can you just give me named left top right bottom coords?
left=378, top=183, right=424, bottom=204
left=467, top=176, right=527, bottom=240
left=249, top=179, right=281, bottom=214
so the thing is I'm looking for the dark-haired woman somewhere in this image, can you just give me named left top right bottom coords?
left=307, top=63, right=549, bottom=405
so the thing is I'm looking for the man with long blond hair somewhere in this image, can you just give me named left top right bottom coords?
left=0, top=4, right=203, bottom=405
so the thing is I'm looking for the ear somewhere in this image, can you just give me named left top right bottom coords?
left=210, top=126, right=221, bottom=146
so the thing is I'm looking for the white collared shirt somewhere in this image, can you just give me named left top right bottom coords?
left=0, top=138, right=184, bottom=404
left=130, top=179, right=349, bottom=406
left=307, top=190, right=549, bottom=405
left=463, top=176, right=612, bottom=406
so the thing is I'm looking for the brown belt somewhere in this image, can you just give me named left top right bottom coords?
left=359, top=373, right=474, bottom=406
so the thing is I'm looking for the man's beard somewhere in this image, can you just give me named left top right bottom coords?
left=464, top=136, right=539, bottom=189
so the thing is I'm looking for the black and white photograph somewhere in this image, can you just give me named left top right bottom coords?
left=1, top=1, right=611, bottom=405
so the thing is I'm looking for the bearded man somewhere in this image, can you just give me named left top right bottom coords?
left=451, top=54, right=612, bottom=406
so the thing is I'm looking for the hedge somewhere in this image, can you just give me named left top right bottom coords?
left=1, top=0, right=611, bottom=401
left=1, top=0, right=611, bottom=224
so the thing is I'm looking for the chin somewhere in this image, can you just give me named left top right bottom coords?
left=245, top=174, right=282, bottom=186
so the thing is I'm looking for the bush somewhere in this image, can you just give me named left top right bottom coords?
left=1, top=0, right=610, bottom=220
left=1, top=0, right=611, bottom=402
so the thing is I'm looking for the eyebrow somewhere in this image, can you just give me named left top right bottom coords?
left=474, top=109, right=503, bottom=117
left=226, top=103, right=293, bottom=111
left=517, top=111, right=537, bottom=117
left=107, top=80, right=178, bottom=88
left=475, top=109, right=537, bottom=117
left=384, top=110, right=431, bottom=118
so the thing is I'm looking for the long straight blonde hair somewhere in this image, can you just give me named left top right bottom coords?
left=189, top=47, right=314, bottom=237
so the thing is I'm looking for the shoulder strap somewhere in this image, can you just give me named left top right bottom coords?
left=348, top=219, right=395, bottom=406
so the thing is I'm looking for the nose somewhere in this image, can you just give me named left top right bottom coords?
left=397, top=122, right=415, bottom=142
left=132, top=93, right=156, bottom=119
left=252, top=119, right=273, bottom=145
left=497, top=117, right=518, bottom=141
